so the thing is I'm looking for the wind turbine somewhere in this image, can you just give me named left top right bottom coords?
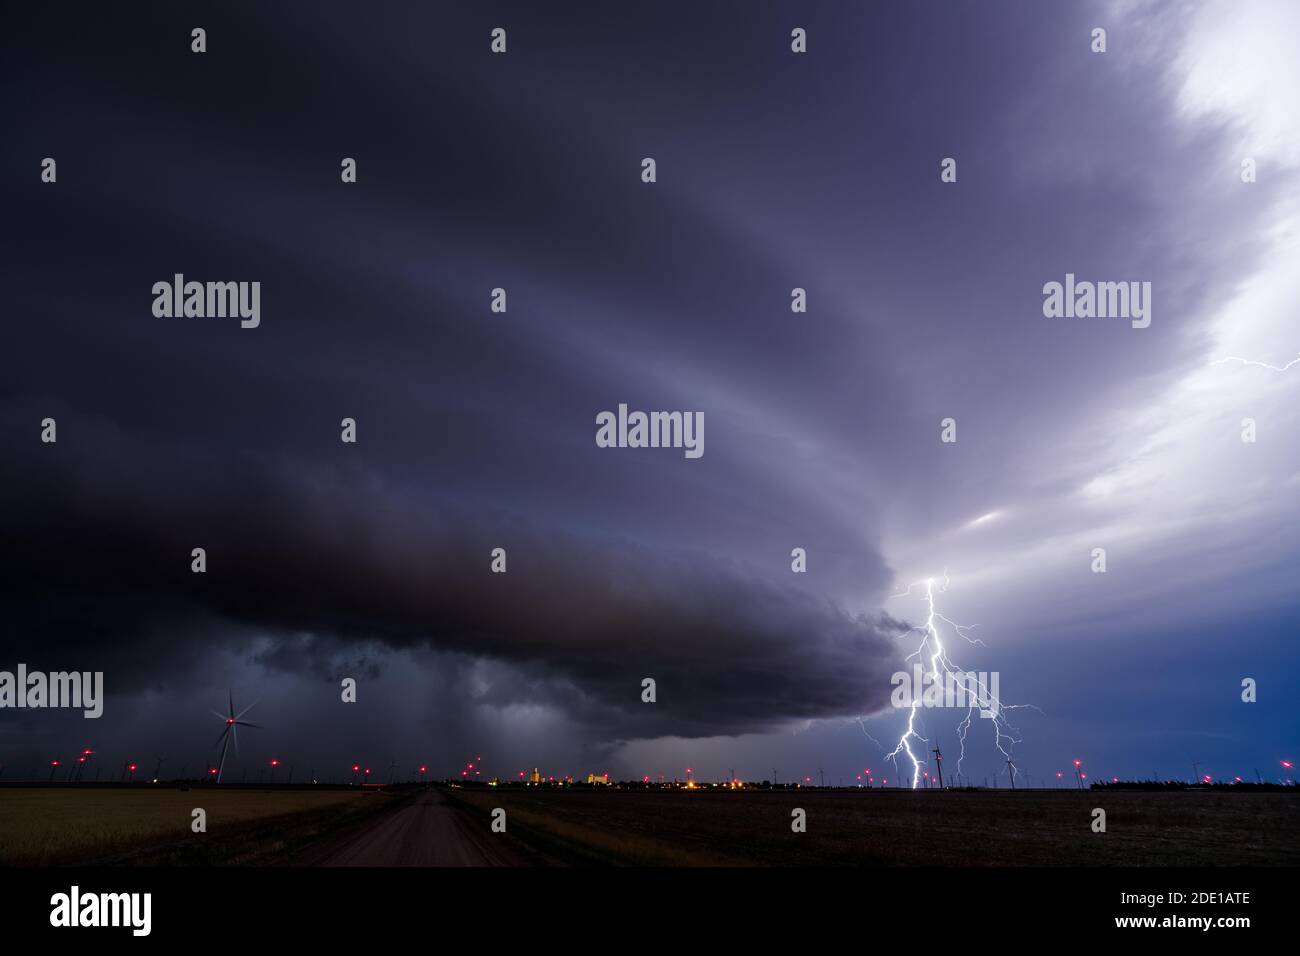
left=211, top=691, right=260, bottom=783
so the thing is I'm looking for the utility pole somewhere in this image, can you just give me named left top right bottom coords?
left=931, top=741, right=944, bottom=788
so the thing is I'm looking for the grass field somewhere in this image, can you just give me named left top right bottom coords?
left=5, top=785, right=1294, bottom=866
left=448, top=787, right=1300, bottom=866
left=0, top=786, right=402, bottom=865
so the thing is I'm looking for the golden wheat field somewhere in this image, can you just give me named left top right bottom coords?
left=0, top=787, right=386, bottom=865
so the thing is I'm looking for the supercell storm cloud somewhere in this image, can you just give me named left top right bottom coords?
left=2, top=0, right=1297, bottom=783
left=0, top=414, right=905, bottom=736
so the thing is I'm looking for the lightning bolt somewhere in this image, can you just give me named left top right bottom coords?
left=1210, top=352, right=1300, bottom=373
left=881, top=572, right=1036, bottom=789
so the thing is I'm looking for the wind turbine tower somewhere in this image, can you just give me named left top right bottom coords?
left=211, top=691, right=261, bottom=784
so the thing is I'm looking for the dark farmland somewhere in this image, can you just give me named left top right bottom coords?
left=449, top=787, right=1300, bottom=866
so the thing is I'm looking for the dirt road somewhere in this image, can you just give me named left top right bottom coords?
left=301, top=788, right=530, bottom=866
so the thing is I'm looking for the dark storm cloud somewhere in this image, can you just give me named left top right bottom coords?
left=5, top=0, right=1298, bottom=783
left=4, top=1, right=908, bottom=602
left=0, top=410, right=906, bottom=737
left=1, top=1, right=916, bottom=759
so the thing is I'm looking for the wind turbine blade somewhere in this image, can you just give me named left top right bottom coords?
left=210, top=710, right=227, bottom=721
left=216, top=732, right=231, bottom=783
left=214, top=726, right=232, bottom=748
left=235, top=721, right=262, bottom=730
left=235, top=700, right=259, bottom=721
left=228, top=689, right=234, bottom=718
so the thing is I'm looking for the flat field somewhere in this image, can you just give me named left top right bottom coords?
left=449, top=787, right=1300, bottom=866
left=0, top=786, right=398, bottom=865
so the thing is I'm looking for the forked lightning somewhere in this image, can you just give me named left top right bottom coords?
left=883, top=573, right=1035, bottom=789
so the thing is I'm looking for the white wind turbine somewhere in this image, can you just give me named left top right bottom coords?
left=211, top=691, right=260, bottom=783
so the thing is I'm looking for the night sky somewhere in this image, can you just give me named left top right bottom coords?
left=3, top=1, right=1296, bottom=786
